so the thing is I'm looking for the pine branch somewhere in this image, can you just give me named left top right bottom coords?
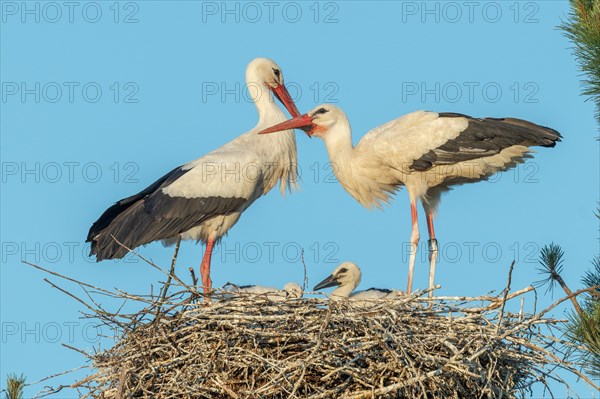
left=535, top=243, right=584, bottom=316
left=560, top=0, right=600, bottom=126
left=5, top=374, right=25, bottom=399
left=582, top=255, right=600, bottom=301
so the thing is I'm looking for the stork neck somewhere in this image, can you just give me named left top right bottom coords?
left=246, top=77, right=285, bottom=124
left=322, top=121, right=354, bottom=181
left=331, top=281, right=358, bottom=298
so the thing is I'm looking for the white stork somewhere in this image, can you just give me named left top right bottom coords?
left=260, top=105, right=561, bottom=296
left=314, top=262, right=401, bottom=300
left=87, top=58, right=301, bottom=295
left=223, top=282, right=303, bottom=300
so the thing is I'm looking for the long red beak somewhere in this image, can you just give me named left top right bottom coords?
left=258, top=113, right=314, bottom=135
left=271, top=83, right=300, bottom=118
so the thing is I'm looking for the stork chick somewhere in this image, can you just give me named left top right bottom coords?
left=223, top=282, right=303, bottom=300
left=313, top=262, right=401, bottom=300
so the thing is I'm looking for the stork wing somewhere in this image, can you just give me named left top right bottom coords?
left=88, top=149, right=264, bottom=260
left=356, top=111, right=561, bottom=172
left=356, top=111, right=470, bottom=169
left=86, top=165, right=188, bottom=242
left=409, top=113, right=561, bottom=171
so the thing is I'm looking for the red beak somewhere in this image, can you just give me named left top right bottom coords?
left=258, top=113, right=315, bottom=135
left=271, top=83, right=300, bottom=118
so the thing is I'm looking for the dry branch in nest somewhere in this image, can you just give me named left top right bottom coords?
left=25, top=262, right=598, bottom=399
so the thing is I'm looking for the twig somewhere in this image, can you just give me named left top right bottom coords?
left=27, top=262, right=597, bottom=399
left=158, top=236, right=182, bottom=309
left=300, top=248, right=308, bottom=292
left=110, top=235, right=196, bottom=294
left=189, top=267, right=198, bottom=289
left=496, top=260, right=516, bottom=334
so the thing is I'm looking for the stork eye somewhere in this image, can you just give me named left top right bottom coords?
left=338, top=267, right=348, bottom=274
left=272, top=68, right=281, bottom=78
left=314, top=108, right=329, bottom=115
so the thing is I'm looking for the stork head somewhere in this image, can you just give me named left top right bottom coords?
left=313, top=261, right=362, bottom=293
left=258, top=104, right=348, bottom=139
left=246, top=58, right=300, bottom=117
left=283, top=282, right=303, bottom=299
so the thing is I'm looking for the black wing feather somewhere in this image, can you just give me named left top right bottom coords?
left=365, top=288, right=392, bottom=294
left=90, top=194, right=246, bottom=261
left=86, top=166, right=188, bottom=242
left=87, top=165, right=248, bottom=261
left=410, top=113, right=562, bottom=171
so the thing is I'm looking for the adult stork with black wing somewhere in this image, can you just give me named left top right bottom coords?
left=87, top=58, right=301, bottom=295
left=260, top=105, right=561, bottom=296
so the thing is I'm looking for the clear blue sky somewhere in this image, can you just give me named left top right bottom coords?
left=1, top=1, right=599, bottom=397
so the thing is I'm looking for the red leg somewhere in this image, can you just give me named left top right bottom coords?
left=426, top=212, right=435, bottom=239
left=200, top=238, right=215, bottom=296
left=406, top=201, right=420, bottom=294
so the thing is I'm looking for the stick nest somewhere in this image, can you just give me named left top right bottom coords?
left=76, top=288, right=584, bottom=399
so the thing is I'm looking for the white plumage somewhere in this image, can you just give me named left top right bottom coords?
left=223, top=282, right=303, bottom=300
left=313, top=262, right=401, bottom=300
left=261, top=104, right=561, bottom=296
left=87, top=58, right=301, bottom=295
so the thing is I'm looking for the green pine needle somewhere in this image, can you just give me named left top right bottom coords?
left=535, top=243, right=566, bottom=295
left=560, top=0, right=600, bottom=126
left=567, top=301, right=600, bottom=377
left=582, top=256, right=600, bottom=291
